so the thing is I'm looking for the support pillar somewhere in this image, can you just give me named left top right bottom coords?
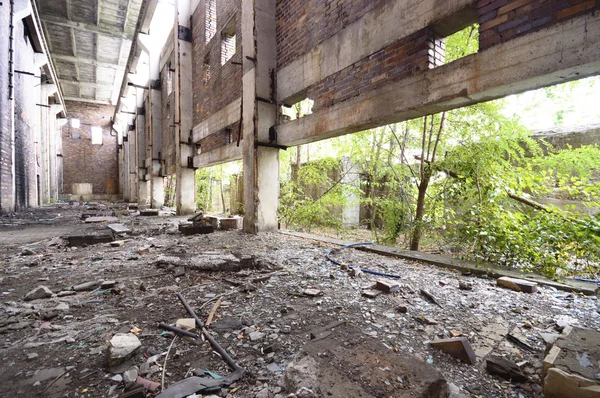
left=241, top=0, right=279, bottom=232
left=174, top=0, right=196, bottom=215
left=137, top=112, right=148, bottom=205
left=140, top=34, right=165, bottom=209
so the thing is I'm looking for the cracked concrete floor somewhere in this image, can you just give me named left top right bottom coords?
left=0, top=204, right=599, bottom=397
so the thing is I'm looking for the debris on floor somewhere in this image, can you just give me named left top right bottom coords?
left=0, top=204, right=598, bottom=397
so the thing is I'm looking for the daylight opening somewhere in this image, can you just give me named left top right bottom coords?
left=220, top=19, right=236, bottom=65
left=205, top=0, right=216, bottom=43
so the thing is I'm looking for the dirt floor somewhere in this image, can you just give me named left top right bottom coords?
left=0, top=203, right=598, bottom=398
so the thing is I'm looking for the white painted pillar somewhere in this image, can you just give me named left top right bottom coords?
left=242, top=0, right=279, bottom=232
left=174, top=0, right=196, bottom=215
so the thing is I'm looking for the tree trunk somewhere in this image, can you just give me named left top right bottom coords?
left=410, top=174, right=430, bottom=250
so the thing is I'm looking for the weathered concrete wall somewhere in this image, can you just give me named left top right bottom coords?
left=533, top=123, right=600, bottom=150
left=61, top=101, right=118, bottom=194
left=160, top=50, right=177, bottom=175
left=0, top=2, right=13, bottom=212
left=13, top=17, right=39, bottom=209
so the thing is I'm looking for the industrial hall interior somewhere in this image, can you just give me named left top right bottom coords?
left=1, top=0, right=600, bottom=397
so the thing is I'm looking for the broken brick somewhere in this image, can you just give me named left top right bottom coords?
left=429, top=337, right=477, bottom=365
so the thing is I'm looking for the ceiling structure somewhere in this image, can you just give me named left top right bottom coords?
left=35, top=0, right=143, bottom=105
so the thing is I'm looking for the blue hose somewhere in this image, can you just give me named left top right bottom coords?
left=326, top=242, right=402, bottom=279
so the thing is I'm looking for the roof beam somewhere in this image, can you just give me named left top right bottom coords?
left=39, top=12, right=133, bottom=40
left=52, top=54, right=126, bottom=71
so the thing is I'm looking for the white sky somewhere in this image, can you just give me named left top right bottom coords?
left=501, top=76, right=600, bottom=131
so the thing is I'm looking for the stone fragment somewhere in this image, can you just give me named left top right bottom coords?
left=176, top=318, right=197, bottom=332
left=392, top=298, right=408, bottom=313
left=429, top=337, right=477, bottom=365
left=54, top=303, right=70, bottom=311
left=188, top=254, right=240, bottom=271
left=111, top=374, right=123, bottom=382
left=57, top=290, right=77, bottom=297
left=284, top=355, right=319, bottom=395
left=111, top=240, right=125, bottom=247
left=123, top=367, right=139, bottom=383
left=362, top=289, right=382, bottom=298
left=349, top=267, right=362, bottom=277
left=136, top=246, right=151, bottom=255
left=24, top=286, right=52, bottom=301
left=497, top=277, right=538, bottom=293
left=107, top=333, right=141, bottom=367
left=73, top=280, right=102, bottom=291
left=486, top=355, right=528, bottom=382
left=303, top=289, right=323, bottom=297
left=249, top=331, right=265, bottom=341
left=139, top=209, right=159, bottom=216
left=101, top=280, right=117, bottom=289
left=376, top=280, right=401, bottom=293
left=27, top=353, right=38, bottom=361
left=458, top=281, right=473, bottom=290
left=255, top=387, right=269, bottom=398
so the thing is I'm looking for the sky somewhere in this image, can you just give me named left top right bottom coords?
left=502, top=76, right=600, bottom=131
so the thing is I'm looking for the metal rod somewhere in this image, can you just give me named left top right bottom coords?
left=176, top=292, right=242, bottom=371
left=256, top=141, right=288, bottom=150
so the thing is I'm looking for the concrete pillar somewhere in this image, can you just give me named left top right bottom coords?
left=174, top=0, right=196, bottom=215
left=140, top=34, right=165, bottom=209
left=137, top=113, right=148, bottom=205
left=241, top=0, right=279, bottom=232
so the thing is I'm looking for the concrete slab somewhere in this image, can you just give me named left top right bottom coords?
left=108, top=224, right=131, bottom=234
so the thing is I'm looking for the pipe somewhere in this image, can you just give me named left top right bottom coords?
left=175, top=293, right=243, bottom=372
left=326, top=242, right=403, bottom=279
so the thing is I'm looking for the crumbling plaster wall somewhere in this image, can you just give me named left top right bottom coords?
left=61, top=101, right=118, bottom=195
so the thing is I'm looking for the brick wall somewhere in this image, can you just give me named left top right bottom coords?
left=192, top=0, right=242, bottom=128
left=0, top=2, right=13, bottom=212
left=198, top=121, right=241, bottom=153
left=478, top=0, right=600, bottom=49
left=305, top=28, right=435, bottom=112
left=276, top=0, right=388, bottom=69
left=61, top=101, right=118, bottom=194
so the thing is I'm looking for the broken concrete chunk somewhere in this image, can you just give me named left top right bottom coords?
left=458, top=281, right=473, bottom=290
left=188, top=254, right=240, bottom=271
left=24, top=285, right=52, bottom=301
left=111, top=240, right=125, bottom=247
left=429, top=337, right=477, bottom=365
left=376, top=280, right=401, bottom=293
left=544, top=367, right=600, bottom=398
left=249, top=331, right=265, bottom=341
left=284, top=355, right=319, bottom=395
left=73, top=280, right=102, bottom=292
left=135, top=246, right=151, bottom=255
left=139, top=209, right=159, bottom=216
left=486, top=355, right=528, bottom=382
left=123, top=367, right=139, bottom=383
left=57, top=290, right=77, bottom=297
left=107, top=333, right=141, bottom=367
left=101, top=280, right=117, bottom=289
left=108, top=224, right=131, bottom=234
left=497, top=276, right=538, bottom=293
left=303, top=289, right=323, bottom=297
left=175, top=318, right=196, bottom=332
left=392, top=298, right=408, bottom=313
left=362, top=289, right=382, bottom=299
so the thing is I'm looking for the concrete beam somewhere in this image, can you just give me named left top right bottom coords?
left=277, top=12, right=600, bottom=147
left=192, top=97, right=242, bottom=143
left=277, top=0, right=473, bottom=103
left=52, top=54, right=127, bottom=71
left=193, top=144, right=243, bottom=169
left=39, top=13, right=133, bottom=40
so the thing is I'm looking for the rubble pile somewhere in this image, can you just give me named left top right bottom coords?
left=0, top=203, right=598, bottom=397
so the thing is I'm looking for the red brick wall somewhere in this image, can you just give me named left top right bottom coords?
left=478, top=0, right=600, bottom=49
left=199, top=121, right=241, bottom=153
left=192, top=0, right=243, bottom=127
left=305, top=28, right=435, bottom=112
left=276, top=0, right=388, bottom=69
left=62, top=101, right=118, bottom=194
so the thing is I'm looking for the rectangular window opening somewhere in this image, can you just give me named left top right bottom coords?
left=203, top=54, right=211, bottom=84
left=280, top=97, right=314, bottom=122
left=221, top=19, right=236, bottom=65
left=91, top=127, right=103, bottom=145
left=205, top=0, right=216, bottom=44
left=430, top=7, right=479, bottom=68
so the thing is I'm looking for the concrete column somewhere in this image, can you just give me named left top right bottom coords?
left=241, top=0, right=279, bottom=232
left=137, top=113, right=148, bottom=205
left=141, top=35, right=165, bottom=209
left=174, top=0, right=196, bottom=215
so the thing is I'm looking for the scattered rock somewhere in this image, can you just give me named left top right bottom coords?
left=458, top=281, right=473, bottom=291
left=27, top=353, right=38, bottom=361
left=486, top=355, right=528, bottom=382
left=249, top=331, right=265, bottom=341
left=111, top=374, right=123, bottom=382
left=284, top=355, right=319, bottom=395
left=107, top=333, right=141, bottom=367
left=497, top=277, right=538, bottom=293
left=123, top=367, right=139, bottom=383
left=176, top=318, right=196, bottom=332
left=361, top=289, right=381, bottom=298
left=73, top=280, right=102, bottom=292
left=23, top=286, right=52, bottom=301
left=429, top=337, right=477, bottom=365
left=303, top=289, right=323, bottom=297
left=376, top=280, right=401, bottom=293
